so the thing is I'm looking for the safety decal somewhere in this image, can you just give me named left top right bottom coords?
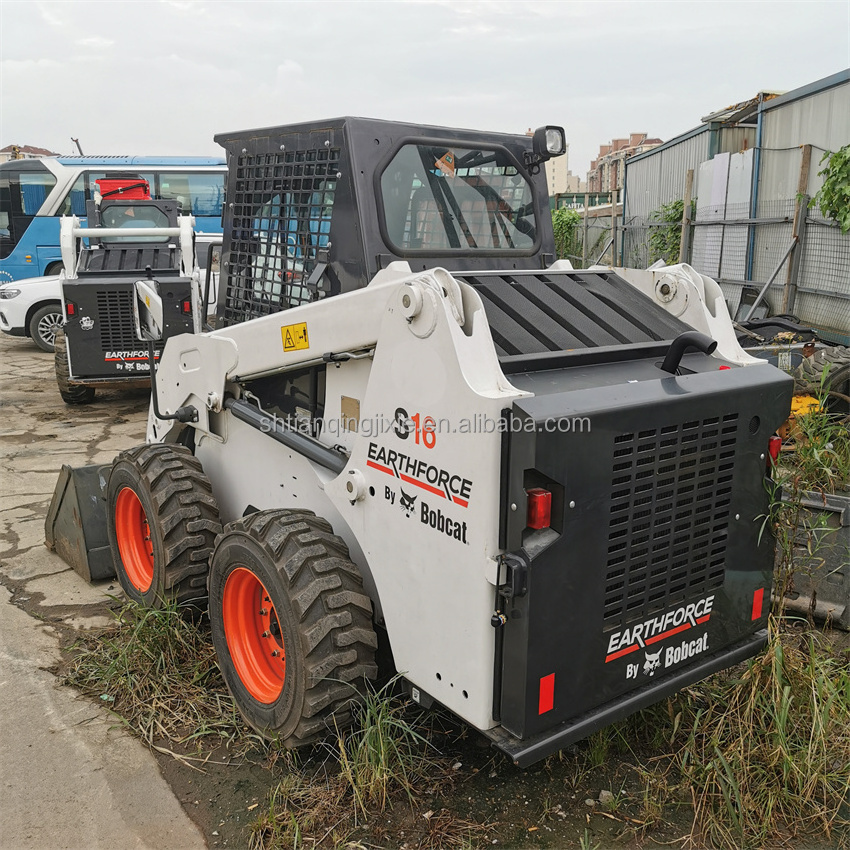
left=605, top=594, right=714, bottom=663
left=435, top=151, right=456, bottom=177
left=281, top=322, right=309, bottom=352
left=367, top=442, right=472, bottom=507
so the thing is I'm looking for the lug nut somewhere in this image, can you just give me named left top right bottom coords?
left=271, top=650, right=280, bottom=657
left=259, top=608, right=268, bottom=616
left=263, top=631, right=270, bottom=638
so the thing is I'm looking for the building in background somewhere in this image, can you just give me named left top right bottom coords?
left=0, top=144, right=59, bottom=164
left=586, top=133, right=662, bottom=194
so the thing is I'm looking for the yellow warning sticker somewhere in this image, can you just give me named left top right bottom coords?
left=281, top=322, right=309, bottom=352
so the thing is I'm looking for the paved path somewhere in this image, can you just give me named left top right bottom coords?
left=0, top=332, right=205, bottom=849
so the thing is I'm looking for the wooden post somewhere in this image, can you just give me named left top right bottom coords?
left=611, top=188, right=618, bottom=266
left=582, top=193, right=589, bottom=268
left=678, top=169, right=694, bottom=264
left=781, top=145, right=812, bottom=314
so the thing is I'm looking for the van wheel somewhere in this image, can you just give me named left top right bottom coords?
left=54, top=329, right=95, bottom=404
left=209, top=510, right=378, bottom=746
left=29, top=303, right=63, bottom=353
left=107, top=444, right=222, bottom=607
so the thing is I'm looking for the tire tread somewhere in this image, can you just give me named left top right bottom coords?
left=111, top=444, right=221, bottom=605
left=216, top=510, right=378, bottom=746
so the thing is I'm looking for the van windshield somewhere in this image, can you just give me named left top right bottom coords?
left=380, top=144, right=537, bottom=253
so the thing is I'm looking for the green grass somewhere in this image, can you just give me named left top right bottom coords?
left=250, top=680, right=486, bottom=849
left=614, top=621, right=850, bottom=849
left=336, top=675, right=436, bottom=814
left=64, top=601, right=249, bottom=748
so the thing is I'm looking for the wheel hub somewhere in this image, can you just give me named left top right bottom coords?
left=114, top=487, right=154, bottom=592
left=38, top=312, right=63, bottom=347
left=222, top=568, right=286, bottom=703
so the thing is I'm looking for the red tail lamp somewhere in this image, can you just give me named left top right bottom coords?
left=181, top=298, right=192, bottom=315
left=767, top=435, right=782, bottom=468
left=65, top=301, right=76, bottom=318
left=526, top=488, right=552, bottom=530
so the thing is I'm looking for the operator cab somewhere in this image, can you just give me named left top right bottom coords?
left=213, top=117, right=565, bottom=327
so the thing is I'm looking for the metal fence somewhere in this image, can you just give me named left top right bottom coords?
left=557, top=194, right=620, bottom=268
left=595, top=146, right=850, bottom=342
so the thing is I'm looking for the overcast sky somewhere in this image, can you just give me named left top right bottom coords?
left=1, top=0, right=848, bottom=177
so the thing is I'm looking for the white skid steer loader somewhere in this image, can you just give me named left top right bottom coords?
left=51, top=118, right=792, bottom=765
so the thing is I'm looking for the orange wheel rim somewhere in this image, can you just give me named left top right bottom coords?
left=114, top=487, right=154, bottom=592
left=222, top=567, right=286, bottom=703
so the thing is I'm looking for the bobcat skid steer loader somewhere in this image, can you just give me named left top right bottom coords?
left=66, top=118, right=793, bottom=765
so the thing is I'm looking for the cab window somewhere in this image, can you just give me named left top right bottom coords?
left=380, top=144, right=536, bottom=253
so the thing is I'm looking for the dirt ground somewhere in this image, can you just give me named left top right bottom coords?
left=0, top=330, right=845, bottom=850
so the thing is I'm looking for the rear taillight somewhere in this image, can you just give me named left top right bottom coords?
left=181, top=298, right=192, bottom=315
left=767, top=435, right=782, bottom=470
left=65, top=302, right=76, bottom=318
left=526, top=488, right=552, bottom=530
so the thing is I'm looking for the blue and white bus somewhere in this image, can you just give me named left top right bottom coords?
left=0, top=156, right=226, bottom=282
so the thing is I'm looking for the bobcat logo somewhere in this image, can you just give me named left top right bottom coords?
left=643, top=650, right=662, bottom=677
left=399, top=488, right=417, bottom=517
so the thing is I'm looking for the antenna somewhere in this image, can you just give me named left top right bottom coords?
left=71, top=137, right=84, bottom=156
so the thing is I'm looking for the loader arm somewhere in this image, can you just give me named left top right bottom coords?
left=148, top=265, right=472, bottom=439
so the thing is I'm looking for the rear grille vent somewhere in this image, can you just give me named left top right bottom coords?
left=603, top=414, right=738, bottom=629
left=97, top=290, right=138, bottom=351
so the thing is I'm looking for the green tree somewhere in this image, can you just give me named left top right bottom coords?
left=551, top=207, right=581, bottom=262
left=811, top=145, right=850, bottom=234
left=648, top=199, right=685, bottom=264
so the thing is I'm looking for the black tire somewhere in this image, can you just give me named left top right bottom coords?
left=209, top=510, right=378, bottom=746
left=794, top=346, right=850, bottom=411
left=107, top=444, right=222, bottom=607
left=44, top=261, right=64, bottom=276
left=28, top=303, right=63, bottom=353
left=54, top=329, right=96, bottom=404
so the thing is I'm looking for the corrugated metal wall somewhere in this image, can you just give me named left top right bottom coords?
left=717, top=127, right=756, bottom=156
left=758, top=83, right=850, bottom=204
left=624, top=127, right=756, bottom=220
left=619, top=75, right=849, bottom=340
left=624, top=130, right=711, bottom=220
left=754, top=79, right=850, bottom=337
